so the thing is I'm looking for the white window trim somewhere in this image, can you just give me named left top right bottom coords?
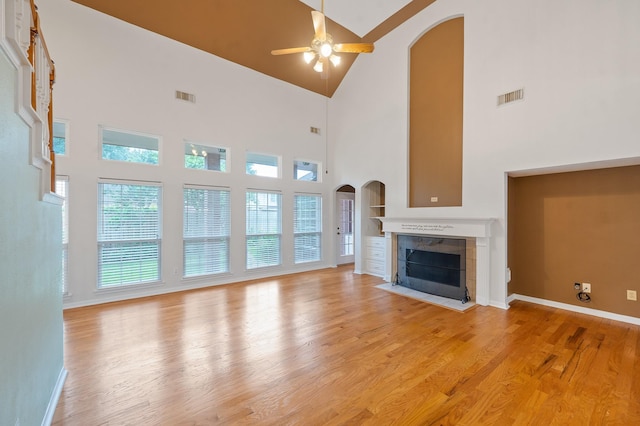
left=183, top=184, right=231, bottom=278
left=184, top=141, right=230, bottom=173
left=56, top=175, right=70, bottom=296
left=294, top=193, right=323, bottom=264
left=97, top=179, right=163, bottom=289
left=99, top=125, right=162, bottom=165
left=53, top=119, right=70, bottom=157
left=246, top=189, right=282, bottom=269
left=246, top=151, right=281, bottom=179
left=293, top=158, right=322, bottom=183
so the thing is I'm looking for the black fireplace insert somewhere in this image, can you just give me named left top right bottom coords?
left=396, top=235, right=467, bottom=301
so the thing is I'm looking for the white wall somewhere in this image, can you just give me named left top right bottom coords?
left=39, top=0, right=334, bottom=308
left=330, top=0, right=640, bottom=307
left=0, top=40, right=64, bottom=426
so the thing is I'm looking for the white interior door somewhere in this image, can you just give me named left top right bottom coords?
left=336, top=192, right=355, bottom=264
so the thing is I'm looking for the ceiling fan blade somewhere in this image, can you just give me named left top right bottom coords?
left=333, top=43, right=375, bottom=54
left=311, top=10, right=326, bottom=40
left=271, top=47, right=311, bottom=56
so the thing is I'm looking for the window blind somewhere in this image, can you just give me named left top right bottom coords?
left=183, top=186, right=230, bottom=277
left=246, top=191, right=281, bottom=269
left=56, top=176, right=69, bottom=294
left=294, top=194, right=322, bottom=263
left=97, top=181, right=161, bottom=288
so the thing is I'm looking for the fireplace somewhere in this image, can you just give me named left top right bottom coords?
left=379, top=217, right=495, bottom=307
left=396, top=235, right=467, bottom=301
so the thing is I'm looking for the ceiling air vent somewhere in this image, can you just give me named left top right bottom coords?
left=497, top=88, right=524, bottom=106
left=176, top=90, right=196, bottom=103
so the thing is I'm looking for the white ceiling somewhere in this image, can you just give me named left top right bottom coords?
left=299, top=0, right=412, bottom=37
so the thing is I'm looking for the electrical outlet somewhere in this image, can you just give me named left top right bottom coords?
left=627, top=290, right=637, bottom=301
left=582, top=283, right=591, bottom=293
left=574, top=282, right=581, bottom=290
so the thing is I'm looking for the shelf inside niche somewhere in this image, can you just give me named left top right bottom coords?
left=366, top=180, right=386, bottom=236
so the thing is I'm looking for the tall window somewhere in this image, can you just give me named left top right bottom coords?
left=184, top=143, right=228, bottom=172
left=97, top=181, right=161, bottom=288
left=101, top=127, right=160, bottom=165
left=183, top=186, right=230, bottom=277
left=294, top=194, right=322, bottom=263
left=56, top=176, right=69, bottom=294
left=246, top=191, right=281, bottom=269
left=246, top=152, right=279, bottom=178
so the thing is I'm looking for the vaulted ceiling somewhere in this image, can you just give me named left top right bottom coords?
left=71, top=0, right=436, bottom=97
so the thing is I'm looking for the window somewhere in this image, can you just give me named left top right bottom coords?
left=246, top=152, right=279, bottom=178
left=53, top=120, right=68, bottom=155
left=183, top=186, right=230, bottom=277
left=246, top=191, right=281, bottom=269
left=294, top=194, right=322, bottom=263
left=97, top=181, right=161, bottom=288
left=338, top=196, right=355, bottom=256
left=184, top=143, right=228, bottom=172
left=293, top=160, right=319, bottom=182
left=101, top=127, right=159, bottom=165
left=56, top=176, right=69, bottom=294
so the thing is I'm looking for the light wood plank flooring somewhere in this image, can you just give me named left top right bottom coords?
left=53, top=265, right=640, bottom=425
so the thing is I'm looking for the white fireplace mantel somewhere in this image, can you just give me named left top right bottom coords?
left=380, top=217, right=494, bottom=238
left=380, top=217, right=495, bottom=306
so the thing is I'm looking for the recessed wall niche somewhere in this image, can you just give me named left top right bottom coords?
left=409, top=17, right=464, bottom=207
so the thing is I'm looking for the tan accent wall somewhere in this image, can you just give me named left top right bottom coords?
left=409, top=17, right=463, bottom=207
left=508, top=165, right=640, bottom=318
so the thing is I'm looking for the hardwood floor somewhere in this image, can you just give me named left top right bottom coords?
left=53, top=265, right=640, bottom=425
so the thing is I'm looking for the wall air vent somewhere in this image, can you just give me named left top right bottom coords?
left=497, top=88, right=524, bottom=106
left=175, top=90, right=196, bottom=103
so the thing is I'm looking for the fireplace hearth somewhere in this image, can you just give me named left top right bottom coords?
left=396, top=234, right=468, bottom=302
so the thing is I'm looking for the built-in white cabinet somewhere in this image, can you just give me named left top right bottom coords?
left=364, top=236, right=385, bottom=277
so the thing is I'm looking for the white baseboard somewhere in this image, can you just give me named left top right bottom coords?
left=42, top=367, right=67, bottom=426
left=63, top=262, right=331, bottom=310
left=489, top=299, right=510, bottom=310
left=511, top=294, right=640, bottom=326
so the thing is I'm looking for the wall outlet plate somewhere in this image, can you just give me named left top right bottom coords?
left=582, top=282, right=591, bottom=293
left=627, top=290, right=637, bottom=301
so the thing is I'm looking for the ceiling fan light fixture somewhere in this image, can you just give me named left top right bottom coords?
left=320, top=42, right=332, bottom=58
left=303, top=51, right=315, bottom=64
left=270, top=5, right=375, bottom=78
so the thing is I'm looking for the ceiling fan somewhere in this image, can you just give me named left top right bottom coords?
left=271, top=0, right=374, bottom=78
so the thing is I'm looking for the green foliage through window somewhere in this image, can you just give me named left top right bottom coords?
left=101, top=128, right=159, bottom=165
